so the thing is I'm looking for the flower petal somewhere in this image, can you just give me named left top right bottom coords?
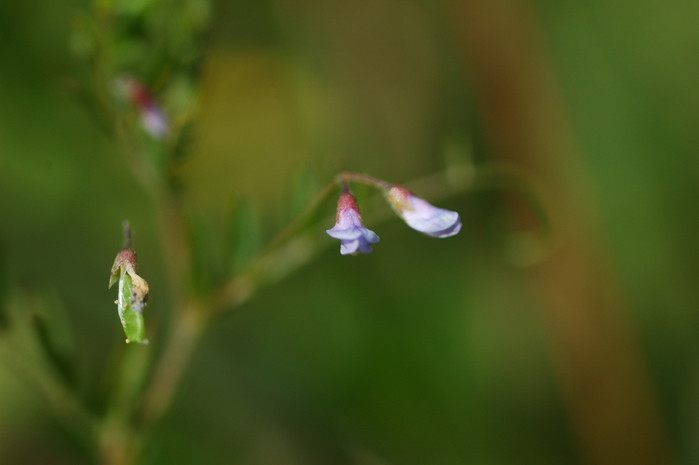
left=326, top=225, right=364, bottom=240
left=402, top=199, right=462, bottom=238
left=357, top=238, right=374, bottom=254
left=340, top=239, right=360, bottom=255
left=361, top=228, right=380, bottom=244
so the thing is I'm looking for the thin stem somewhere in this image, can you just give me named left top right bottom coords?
left=122, top=221, right=133, bottom=249
left=152, top=185, right=193, bottom=303
left=139, top=302, right=207, bottom=425
left=337, top=171, right=391, bottom=190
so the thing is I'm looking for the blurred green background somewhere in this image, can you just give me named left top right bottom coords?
left=1, top=0, right=698, bottom=464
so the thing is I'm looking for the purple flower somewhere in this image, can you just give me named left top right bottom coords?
left=386, top=185, right=461, bottom=238
left=140, top=105, right=170, bottom=140
left=326, top=192, right=380, bottom=255
left=123, top=78, right=170, bottom=139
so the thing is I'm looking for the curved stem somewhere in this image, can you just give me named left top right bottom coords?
left=337, top=171, right=391, bottom=189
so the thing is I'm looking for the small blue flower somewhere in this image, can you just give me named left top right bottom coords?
left=386, top=185, right=462, bottom=238
left=326, top=193, right=380, bottom=255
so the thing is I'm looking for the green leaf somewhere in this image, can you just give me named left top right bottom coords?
left=228, top=199, right=262, bottom=272
left=32, top=311, right=76, bottom=385
left=0, top=242, right=7, bottom=330
left=289, top=168, right=319, bottom=217
left=117, top=270, right=147, bottom=344
left=188, top=214, right=221, bottom=292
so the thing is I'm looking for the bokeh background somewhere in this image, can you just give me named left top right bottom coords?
left=1, top=0, right=699, bottom=464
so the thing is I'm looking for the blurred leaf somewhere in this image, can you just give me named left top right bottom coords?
left=171, top=119, right=197, bottom=165
left=185, top=0, right=212, bottom=32
left=1, top=290, right=78, bottom=387
left=112, top=0, right=158, bottom=16
left=443, top=137, right=476, bottom=186
left=289, top=168, right=319, bottom=217
left=165, top=75, right=198, bottom=117
left=142, top=132, right=169, bottom=170
left=188, top=214, right=220, bottom=291
left=69, top=14, right=99, bottom=60
left=31, top=312, right=76, bottom=386
left=228, top=198, right=262, bottom=272
left=0, top=242, right=7, bottom=330
left=114, top=37, right=148, bottom=70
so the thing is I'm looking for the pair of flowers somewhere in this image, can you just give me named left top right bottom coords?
left=327, top=184, right=461, bottom=255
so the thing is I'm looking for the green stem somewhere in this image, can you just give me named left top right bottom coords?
left=337, top=171, right=391, bottom=190
left=140, top=302, right=207, bottom=425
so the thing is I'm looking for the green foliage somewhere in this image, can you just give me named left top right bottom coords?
left=0, top=245, right=7, bottom=330
left=289, top=168, right=320, bottom=217
left=228, top=199, right=262, bottom=272
left=30, top=298, right=77, bottom=386
left=1, top=1, right=699, bottom=464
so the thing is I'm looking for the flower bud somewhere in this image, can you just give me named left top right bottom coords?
left=109, top=247, right=149, bottom=343
left=385, top=185, right=461, bottom=238
left=326, top=192, right=380, bottom=255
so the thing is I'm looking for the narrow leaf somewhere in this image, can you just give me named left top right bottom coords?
left=229, top=199, right=262, bottom=272
left=32, top=313, right=76, bottom=385
left=289, top=168, right=319, bottom=217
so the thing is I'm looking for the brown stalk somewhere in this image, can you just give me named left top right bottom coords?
left=447, top=2, right=673, bottom=464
